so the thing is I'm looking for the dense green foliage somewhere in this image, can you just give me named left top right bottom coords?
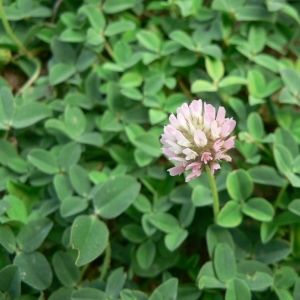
left=0, top=0, right=300, bottom=299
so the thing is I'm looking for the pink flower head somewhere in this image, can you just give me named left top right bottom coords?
left=161, top=99, right=236, bottom=182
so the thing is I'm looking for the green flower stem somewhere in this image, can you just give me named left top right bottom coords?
left=291, top=223, right=300, bottom=257
left=51, top=0, right=64, bottom=22
left=245, top=132, right=273, bottom=158
left=104, top=41, right=114, bottom=59
left=79, top=263, right=90, bottom=281
left=274, top=181, right=289, bottom=209
left=4, top=125, right=11, bottom=140
left=205, top=165, right=220, bottom=220
left=0, top=0, right=28, bottom=55
left=177, top=77, right=193, bottom=100
left=16, top=58, right=41, bottom=96
left=100, top=242, right=111, bottom=281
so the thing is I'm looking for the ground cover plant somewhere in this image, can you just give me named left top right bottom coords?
left=0, top=0, right=300, bottom=299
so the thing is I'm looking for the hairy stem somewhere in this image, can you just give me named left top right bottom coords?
left=205, top=165, right=219, bottom=220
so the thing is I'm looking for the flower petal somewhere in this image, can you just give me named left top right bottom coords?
left=221, top=118, right=236, bottom=137
left=201, top=152, right=213, bottom=164
left=175, top=131, right=191, bottom=147
left=194, top=129, right=207, bottom=147
left=170, top=156, right=186, bottom=161
left=190, top=99, right=203, bottom=117
left=211, top=120, right=221, bottom=139
left=226, top=119, right=236, bottom=134
left=216, top=107, right=226, bottom=124
left=177, top=113, right=189, bottom=130
left=221, top=154, right=232, bottom=162
left=169, top=114, right=180, bottom=128
left=185, top=169, right=201, bottom=182
left=165, top=140, right=182, bottom=154
left=223, top=136, right=235, bottom=150
left=204, top=103, right=216, bottom=121
left=165, top=125, right=177, bottom=136
left=182, top=148, right=198, bottom=160
left=177, top=103, right=191, bottom=121
left=213, top=140, right=224, bottom=152
left=162, top=148, right=176, bottom=157
left=210, top=162, right=221, bottom=175
left=168, top=165, right=185, bottom=176
left=185, top=161, right=202, bottom=170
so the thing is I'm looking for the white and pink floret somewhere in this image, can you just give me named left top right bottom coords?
left=160, top=100, right=236, bottom=182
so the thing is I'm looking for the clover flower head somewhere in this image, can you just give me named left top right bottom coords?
left=160, top=100, right=236, bottom=182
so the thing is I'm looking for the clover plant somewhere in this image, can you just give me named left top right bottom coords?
left=0, top=0, right=299, bottom=299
